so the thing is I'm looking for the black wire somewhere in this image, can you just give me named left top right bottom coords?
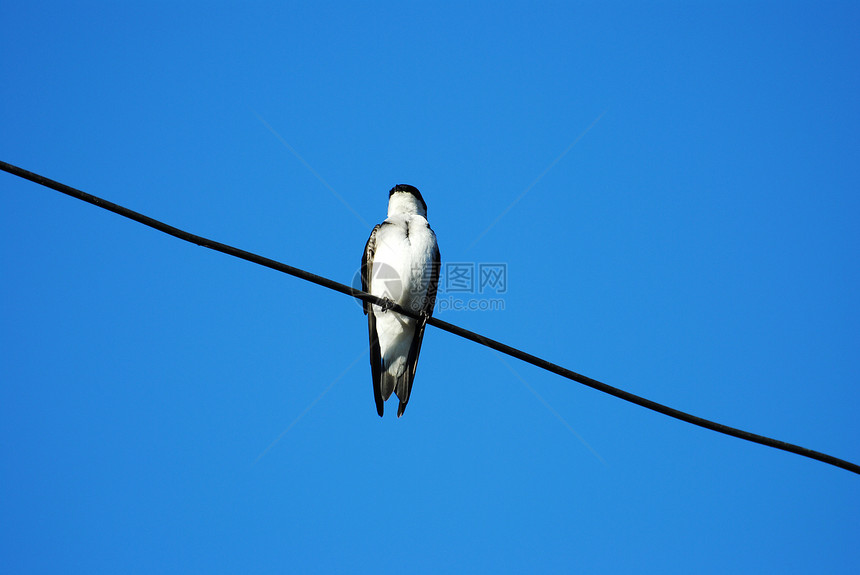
left=2, top=159, right=858, bottom=476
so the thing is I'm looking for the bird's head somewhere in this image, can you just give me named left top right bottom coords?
left=387, top=184, right=427, bottom=217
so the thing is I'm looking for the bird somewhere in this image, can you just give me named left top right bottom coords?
left=361, top=184, right=441, bottom=417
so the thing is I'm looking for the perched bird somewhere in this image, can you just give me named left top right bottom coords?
left=361, top=184, right=441, bottom=417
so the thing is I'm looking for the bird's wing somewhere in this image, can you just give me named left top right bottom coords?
left=424, top=240, right=441, bottom=316
left=361, top=224, right=381, bottom=316
left=396, top=235, right=441, bottom=417
left=362, top=224, right=385, bottom=416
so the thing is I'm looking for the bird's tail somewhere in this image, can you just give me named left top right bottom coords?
left=394, top=313, right=429, bottom=418
left=394, top=372, right=412, bottom=418
left=380, top=372, right=396, bottom=404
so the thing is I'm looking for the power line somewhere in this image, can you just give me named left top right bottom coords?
left=2, top=159, right=857, bottom=476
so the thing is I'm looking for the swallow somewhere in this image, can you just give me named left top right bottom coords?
left=361, top=184, right=440, bottom=417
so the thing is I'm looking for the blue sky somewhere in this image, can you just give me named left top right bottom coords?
left=2, top=2, right=858, bottom=573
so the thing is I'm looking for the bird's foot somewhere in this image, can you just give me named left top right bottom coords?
left=379, top=298, right=395, bottom=312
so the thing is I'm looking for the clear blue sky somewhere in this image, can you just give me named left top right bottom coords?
left=2, top=2, right=858, bottom=573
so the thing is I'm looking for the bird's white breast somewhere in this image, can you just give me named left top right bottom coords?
left=370, top=214, right=437, bottom=312
left=369, top=213, right=437, bottom=377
